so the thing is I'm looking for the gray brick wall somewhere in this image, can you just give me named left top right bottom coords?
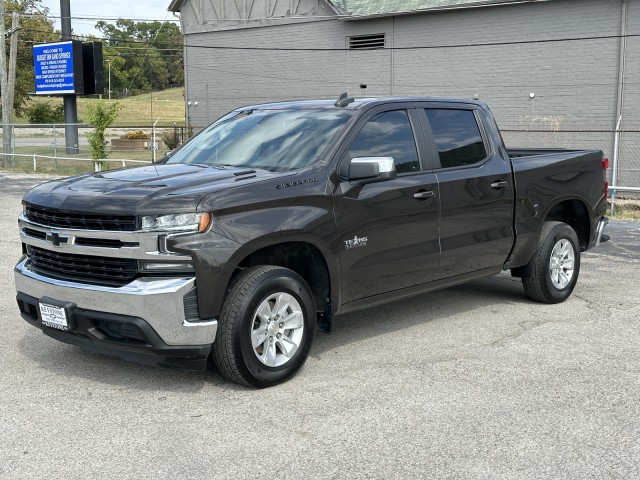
left=179, top=0, right=638, bottom=190
left=183, top=19, right=348, bottom=126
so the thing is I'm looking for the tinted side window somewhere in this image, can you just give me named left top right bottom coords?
left=425, top=109, right=488, bottom=168
left=348, top=110, right=420, bottom=174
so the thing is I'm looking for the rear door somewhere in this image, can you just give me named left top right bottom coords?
left=332, top=105, right=441, bottom=303
left=417, top=104, right=514, bottom=280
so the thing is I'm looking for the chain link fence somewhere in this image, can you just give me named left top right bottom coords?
left=1, top=124, right=638, bottom=198
left=0, top=124, right=191, bottom=175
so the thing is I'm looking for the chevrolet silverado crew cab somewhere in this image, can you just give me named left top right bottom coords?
left=15, top=95, right=609, bottom=387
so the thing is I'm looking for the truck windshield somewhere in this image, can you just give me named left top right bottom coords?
left=164, top=109, right=353, bottom=171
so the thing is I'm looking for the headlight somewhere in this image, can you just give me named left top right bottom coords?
left=141, top=212, right=212, bottom=232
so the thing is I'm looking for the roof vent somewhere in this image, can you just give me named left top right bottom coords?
left=348, top=33, right=385, bottom=50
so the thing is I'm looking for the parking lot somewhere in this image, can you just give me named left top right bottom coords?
left=1, top=172, right=639, bottom=479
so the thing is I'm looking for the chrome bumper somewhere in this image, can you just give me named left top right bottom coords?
left=14, top=258, right=217, bottom=346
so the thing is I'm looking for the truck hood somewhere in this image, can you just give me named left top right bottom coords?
left=22, top=163, right=278, bottom=215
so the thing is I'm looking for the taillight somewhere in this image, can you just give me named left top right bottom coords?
left=602, top=158, right=609, bottom=197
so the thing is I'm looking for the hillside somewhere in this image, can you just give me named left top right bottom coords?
left=20, top=88, right=186, bottom=126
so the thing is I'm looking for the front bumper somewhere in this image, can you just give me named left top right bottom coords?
left=14, top=257, right=217, bottom=370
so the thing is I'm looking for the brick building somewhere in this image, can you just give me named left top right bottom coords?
left=168, top=0, right=638, bottom=193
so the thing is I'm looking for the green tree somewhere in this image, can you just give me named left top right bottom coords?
left=85, top=102, right=121, bottom=167
left=3, top=0, right=58, bottom=116
left=95, top=20, right=183, bottom=97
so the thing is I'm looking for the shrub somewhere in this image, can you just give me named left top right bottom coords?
left=25, top=103, right=65, bottom=124
left=85, top=102, right=121, bottom=166
left=122, top=130, right=149, bottom=140
left=162, top=129, right=181, bottom=150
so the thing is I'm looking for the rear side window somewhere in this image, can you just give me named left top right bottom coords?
left=348, top=110, right=420, bottom=174
left=425, top=109, right=488, bottom=168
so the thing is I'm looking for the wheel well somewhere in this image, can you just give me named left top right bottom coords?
left=545, top=200, right=589, bottom=250
left=235, top=242, right=330, bottom=313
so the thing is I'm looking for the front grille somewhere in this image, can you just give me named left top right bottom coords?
left=27, top=245, right=138, bottom=286
left=23, top=228, right=46, bottom=240
left=74, top=238, right=136, bottom=248
left=23, top=227, right=138, bottom=249
left=24, top=203, right=137, bottom=231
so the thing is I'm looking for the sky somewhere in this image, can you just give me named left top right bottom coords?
left=39, top=0, right=179, bottom=36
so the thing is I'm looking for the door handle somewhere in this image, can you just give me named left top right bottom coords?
left=413, top=190, right=435, bottom=200
left=490, top=180, right=508, bottom=190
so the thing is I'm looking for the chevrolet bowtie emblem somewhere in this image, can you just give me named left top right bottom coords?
left=46, top=230, right=70, bottom=247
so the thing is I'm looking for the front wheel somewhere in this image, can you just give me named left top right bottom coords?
left=212, top=266, right=316, bottom=388
left=521, top=221, right=581, bottom=304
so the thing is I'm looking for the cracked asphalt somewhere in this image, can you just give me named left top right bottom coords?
left=1, top=172, right=639, bottom=479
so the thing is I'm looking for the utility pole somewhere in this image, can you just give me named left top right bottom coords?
left=6, top=12, right=20, bottom=167
left=61, top=0, right=79, bottom=154
left=7, top=13, right=19, bottom=115
left=0, top=1, right=11, bottom=168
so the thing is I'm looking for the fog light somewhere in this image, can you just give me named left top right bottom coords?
left=138, top=260, right=195, bottom=273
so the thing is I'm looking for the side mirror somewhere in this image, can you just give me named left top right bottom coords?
left=347, top=157, right=396, bottom=184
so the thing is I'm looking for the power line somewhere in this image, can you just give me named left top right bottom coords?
left=173, top=61, right=640, bottom=92
left=12, top=19, right=640, bottom=93
left=18, top=38, right=182, bottom=52
left=15, top=23, right=640, bottom=52
left=17, top=27, right=182, bottom=47
left=3, top=13, right=179, bottom=22
left=180, top=32, right=640, bottom=51
left=125, top=12, right=172, bottom=92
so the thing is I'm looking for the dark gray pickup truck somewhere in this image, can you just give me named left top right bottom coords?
left=14, top=96, right=609, bottom=387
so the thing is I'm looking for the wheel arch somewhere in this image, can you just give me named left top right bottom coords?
left=511, top=197, right=592, bottom=275
left=542, top=197, right=591, bottom=251
left=200, top=233, right=338, bottom=323
left=232, top=240, right=333, bottom=315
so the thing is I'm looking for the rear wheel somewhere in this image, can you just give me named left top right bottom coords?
left=521, top=221, right=581, bottom=304
left=212, top=265, right=316, bottom=388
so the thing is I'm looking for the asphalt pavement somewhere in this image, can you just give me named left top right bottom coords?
left=1, top=172, right=638, bottom=479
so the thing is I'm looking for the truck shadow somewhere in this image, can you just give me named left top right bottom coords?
left=311, top=272, right=531, bottom=357
left=17, top=272, right=529, bottom=391
left=17, top=332, right=225, bottom=392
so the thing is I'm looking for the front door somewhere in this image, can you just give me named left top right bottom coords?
left=333, top=107, right=441, bottom=304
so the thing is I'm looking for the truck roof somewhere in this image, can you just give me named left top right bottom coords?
left=236, top=96, right=487, bottom=111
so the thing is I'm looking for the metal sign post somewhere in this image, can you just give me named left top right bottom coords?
left=60, top=0, right=79, bottom=154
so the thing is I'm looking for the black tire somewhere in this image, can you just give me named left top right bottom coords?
left=212, top=265, right=316, bottom=388
left=521, top=221, right=581, bottom=304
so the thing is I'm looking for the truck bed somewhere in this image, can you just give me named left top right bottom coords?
left=507, top=148, right=601, bottom=159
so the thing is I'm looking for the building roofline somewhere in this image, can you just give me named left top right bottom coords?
left=339, top=0, right=550, bottom=21
left=170, top=0, right=548, bottom=15
left=169, top=0, right=344, bottom=14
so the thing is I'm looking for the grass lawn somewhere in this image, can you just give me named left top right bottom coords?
left=609, top=200, right=640, bottom=220
left=16, top=87, right=186, bottom=127
left=5, top=144, right=157, bottom=176
left=7, top=154, right=150, bottom=177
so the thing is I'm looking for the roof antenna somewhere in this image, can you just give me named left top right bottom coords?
left=335, top=92, right=355, bottom=107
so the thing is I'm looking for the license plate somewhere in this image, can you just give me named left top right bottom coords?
left=39, top=302, right=69, bottom=330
